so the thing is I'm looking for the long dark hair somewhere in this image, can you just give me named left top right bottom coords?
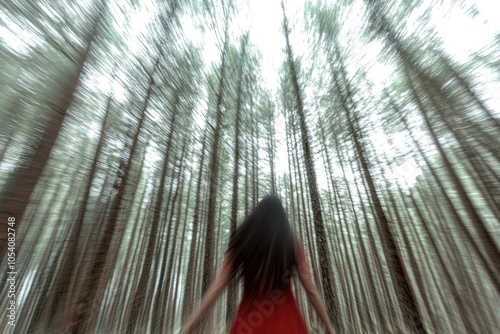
left=227, top=195, right=298, bottom=298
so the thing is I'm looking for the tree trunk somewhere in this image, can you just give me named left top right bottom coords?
left=281, top=2, right=340, bottom=330
left=182, top=132, right=207, bottom=321
left=126, top=92, right=179, bottom=333
left=201, top=21, right=229, bottom=331
left=226, top=35, right=246, bottom=326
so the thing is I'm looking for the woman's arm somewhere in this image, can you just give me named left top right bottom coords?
left=296, top=241, right=336, bottom=334
left=182, top=254, right=234, bottom=334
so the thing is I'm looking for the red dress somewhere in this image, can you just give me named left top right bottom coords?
left=229, top=282, right=309, bottom=334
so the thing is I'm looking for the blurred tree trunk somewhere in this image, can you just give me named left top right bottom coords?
left=126, top=91, right=179, bottom=333
left=244, top=142, right=250, bottom=216
left=226, top=34, right=247, bottom=327
left=0, top=98, right=20, bottom=164
left=265, top=99, right=277, bottom=194
left=169, top=175, right=192, bottom=332
left=201, top=16, right=229, bottom=332
left=282, top=3, right=340, bottom=329
left=250, top=98, right=259, bottom=206
left=0, top=2, right=104, bottom=260
left=182, top=132, right=207, bottom=321
left=161, top=138, right=189, bottom=332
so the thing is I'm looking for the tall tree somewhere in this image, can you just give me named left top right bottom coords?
left=281, top=1, right=339, bottom=331
left=226, top=33, right=248, bottom=326
left=200, top=7, right=231, bottom=331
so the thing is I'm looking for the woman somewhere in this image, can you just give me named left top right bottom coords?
left=182, top=195, right=335, bottom=334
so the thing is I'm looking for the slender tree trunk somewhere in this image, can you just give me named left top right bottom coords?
left=201, top=22, right=229, bottom=332
left=226, top=35, right=246, bottom=326
left=281, top=3, right=340, bottom=329
left=266, top=100, right=277, bottom=194
left=126, top=92, right=179, bottom=333
left=182, top=132, right=207, bottom=321
left=163, top=144, right=189, bottom=332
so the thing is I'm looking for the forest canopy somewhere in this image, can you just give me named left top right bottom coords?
left=0, top=0, right=499, bottom=333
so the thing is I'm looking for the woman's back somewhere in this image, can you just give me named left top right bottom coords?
left=227, top=196, right=297, bottom=298
left=226, top=195, right=309, bottom=333
left=229, top=239, right=309, bottom=334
